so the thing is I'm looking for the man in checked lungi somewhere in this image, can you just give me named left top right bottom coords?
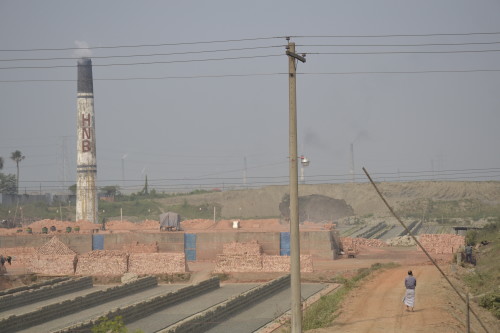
left=403, top=270, right=416, bottom=312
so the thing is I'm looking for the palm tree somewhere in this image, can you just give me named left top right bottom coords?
left=10, top=150, right=25, bottom=193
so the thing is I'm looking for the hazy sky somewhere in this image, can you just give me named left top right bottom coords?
left=1, top=1, right=500, bottom=194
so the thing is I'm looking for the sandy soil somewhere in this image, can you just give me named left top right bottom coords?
left=305, top=257, right=499, bottom=333
left=308, top=265, right=463, bottom=333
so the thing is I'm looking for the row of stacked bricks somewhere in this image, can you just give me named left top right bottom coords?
left=417, top=234, right=465, bottom=254
left=214, top=240, right=313, bottom=273
left=12, top=237, right=186, bottom=276
left=340, top=237, right=386, bottom=249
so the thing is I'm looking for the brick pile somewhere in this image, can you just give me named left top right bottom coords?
left=417, top=234, right=465, bottom=254
left=122, top=241, right=159, bottom=253
left=214, top=241, right=313, bottom=273
left=30, top=237, right=77, bottom=275
left=36, top=236, right=76, bottom=255
left=222, top=240, right=262, bottom=255
left=128, top=253, right=186, bottom=274
left=75, top=250, right=128, bottom=276
left=341, top=237, right=386, bottom=249
left=262, top=255, right=313, bottom=273
left=215, top=254, right=262, bottom=272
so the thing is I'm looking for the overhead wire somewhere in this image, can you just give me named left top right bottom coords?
left=0, top=36, right=286, bottom=52
left=4, top=41, right=500, bottom=62
left=16, top=167, right=500, bottom=187
left=0, top=45, right=285, bottom=62
left=291, top=32, right=500, bottom=38
left=3, top=31, right=500, bottom=53
left=0, top=54, right=283, bottom=70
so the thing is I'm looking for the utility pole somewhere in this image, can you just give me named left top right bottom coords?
left=286, top=38, right=306, bottom=333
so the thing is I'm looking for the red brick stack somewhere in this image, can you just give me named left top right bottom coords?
left=75, top=250, right=128, bottom=276
left=215, top=241, right=263, bottom=272
left=30, top=237, right=77, bottom=275
left=222, top=240, right=262, bottom=255
left=341, top=237, right=386, bottom=249
left=417, top=234, right=465, bottom=254
left=215, top=241, right=313, bottom=273
left=262, top=255, right=313, bottom=273
left=128, top=253, right=186, bottom=274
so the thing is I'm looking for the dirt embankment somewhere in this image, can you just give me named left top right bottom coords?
left=155, top=181, right=500, bottom=218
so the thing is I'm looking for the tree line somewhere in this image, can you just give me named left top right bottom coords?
left=0, top=150, right=25, bottom=195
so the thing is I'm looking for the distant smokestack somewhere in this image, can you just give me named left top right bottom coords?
left=76, top=58, right=98, bottom=223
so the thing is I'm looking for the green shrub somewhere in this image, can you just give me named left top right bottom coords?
left=91, top=316, right=144, bottom=333
left=479, top=293, right=500, bottom=319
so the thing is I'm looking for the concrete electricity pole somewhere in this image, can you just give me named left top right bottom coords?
left=286, top=38, right=306, bottom=333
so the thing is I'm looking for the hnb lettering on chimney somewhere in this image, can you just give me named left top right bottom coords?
left=81, top=113, right=92, bottom=152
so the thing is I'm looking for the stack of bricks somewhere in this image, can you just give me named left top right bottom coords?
left=30, top=236, right=77, bottom=275
left=75, top=250, right=129, bottom=276
left=122, top=241, right=159, bottom=253
left=222, top=240, right=262, bottom=255
left=214, top=241, right=313, bottom=273
left=128, top=253, right=186, bottom=274
left=215, top=254, right=262, bottom=272
left=341, top=237, right=386, bottom=249
left=417, top=234, right=465, bottom=254
left=215, top=241, right=263, bottom=272
left=262, top=255, right=313, bottom=273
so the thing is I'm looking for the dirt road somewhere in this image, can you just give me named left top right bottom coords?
left=309, top=265, right=466, bottom=333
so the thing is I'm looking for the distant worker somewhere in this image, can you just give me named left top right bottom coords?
left=0, top=255, right=6, bottom=274
left=465, top=244, right=473, bottom=263
left=403, top=270, right=416, bottom=312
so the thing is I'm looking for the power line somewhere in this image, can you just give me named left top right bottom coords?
left=0, top=54, right=283, bottom=70
left=2, top=48, right=499, bottom=70
left=3, top=32, right=500, bottom=53
left=3, top=68, right=500, bottom=83
left=18, top=167, right=500, bottom=185
left=5, top=41, right=500, bottom=62
left=0, top=73, right=285, bottom=83
left=299, top=41, right=500, bottom=48
left=0, top=36, right=285, bottom=52
left=0, top=45, right=285, bottom=62
left=307, top=49, right=500, bottom=55
left=291, top=32, right=500, bottom=39
left=299, top=69, right=500, bottom=75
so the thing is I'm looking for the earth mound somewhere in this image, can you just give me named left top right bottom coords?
left=279, top=194, right=354, bottom=223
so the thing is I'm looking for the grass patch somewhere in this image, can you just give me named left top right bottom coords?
left=459, top=219, right=500, bottom=318
left=301, top=262, right=400, bottom=331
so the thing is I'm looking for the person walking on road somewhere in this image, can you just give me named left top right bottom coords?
left=403, top=270, right=416, bottom=312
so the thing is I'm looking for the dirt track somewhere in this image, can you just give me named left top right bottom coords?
left=308, top=264, right=499, bottom=333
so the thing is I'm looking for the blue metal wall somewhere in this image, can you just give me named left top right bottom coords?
left=280, top=232, right=290, bottom=256
left=92, top=234, right=104, bottom=250
left=184, top=233, right=197, bottom=261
